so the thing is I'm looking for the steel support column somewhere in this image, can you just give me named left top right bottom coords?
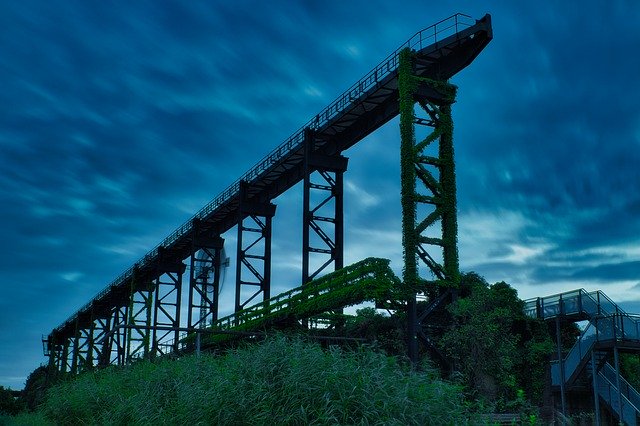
left=72, top=319, right=91, bottom=373
left=302, top=128, right=348, bottom=284
left=151, top=248, right=186, bottom=357
left=591, top=350, right=601, bottom=426
left=555, top=317, right=567, bottom=419
left=398, top=48, right=459, bottom=364
left=89, top=314, right=110, bottom=368
left=61, top=337, right=71, bottom=373
left=45, top=337, right=63, bottom=374
left=107, top=305, right=128, bottom=366
left=127, top=268, right=154, bottom=362
left=235, top=181, right=276, bottom=312
left=188, top=222, right=224, bottom=330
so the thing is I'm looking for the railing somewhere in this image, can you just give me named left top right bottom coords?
left=52, top=13, right=478, bottom=336
left=601, top=362, right=640, bottom=413
left=524, top=289, right=627, bottom=320
left=183, top=257, right=397, bottom=346
left=551, top=313, right=640, bottom=385
left=597, top=368, right=640, bottom=425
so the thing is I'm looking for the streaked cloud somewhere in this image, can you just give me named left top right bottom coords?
left=0, top=1, right=638, bottom=390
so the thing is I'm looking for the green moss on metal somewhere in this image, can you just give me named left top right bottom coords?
left=398, top=48, right=460, bottom=291
left=399, top=48, right=419, bottom=296
left=183, top=258, right=400, bottom=346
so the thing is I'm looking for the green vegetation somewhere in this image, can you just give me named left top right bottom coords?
left=398, top=48, right=459, bottom=292
left=439, top=273, right=553, bottom=407
left=4, top=264, right=600, bottom=424
left=195, top=257, right=398, bottom=346
left=0, top=387, right=24, bottom=417
left=8, top=336, right=481, bottom=425
left=621, top=353, right=640, bottom=390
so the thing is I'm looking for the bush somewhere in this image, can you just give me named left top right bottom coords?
left=439, top=274, right=553, bottom=404
left=0, top=387, right=24, bottom=416
left=39, top=336, right=481, bottom=425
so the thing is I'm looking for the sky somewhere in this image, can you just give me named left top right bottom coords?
left=1, top=1, right=639, bottom=390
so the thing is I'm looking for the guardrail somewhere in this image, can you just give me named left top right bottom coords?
left=524, top=289, right=626, bottom=320
left=51, top=13, right=476, bottom=336
left=179, top=257, right=398, bottom=347
left=601, top=362, right=640, bottom=412
left=597, top=367, right=640, bottom=424
left=551, top=313, right=640, bottom=385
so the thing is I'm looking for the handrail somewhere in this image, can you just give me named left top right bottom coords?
left=596, top=367, right=640, bottom=424
left=601, top=362, right=640, bottom=412
left=551, top=313, right=640, bottom=385
left=524, top=289, right=630, bottom=320
left=51, top=13, right=477, bottom=336
left=184, top=257, right=397, bottom=345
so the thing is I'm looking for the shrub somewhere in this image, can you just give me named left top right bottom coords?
left=40, top=335, right=481, bottom=425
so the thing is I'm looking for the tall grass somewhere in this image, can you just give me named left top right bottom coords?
left=22, top=336, right=480, bottom=425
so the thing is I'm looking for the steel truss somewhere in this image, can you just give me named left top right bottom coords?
left=151, top=249, right=186, bottom=357
left=71, top=318, right=92, bottom=373
left=235, top=181, right=276, bottom=312
left=188, top=222, right=224, bottom=331
left=302, top=129, right=348, bottom=284
left=398, top=49, right=460, bottom=363
left=60, top=337, right=72, bottom=373
left=89, top=315, right=111, bottom=367
left=127, top=269, right=153, bottom=361
left=106, top=305, right=128, bottom=366
left=45, top=336, right=66, bottom=373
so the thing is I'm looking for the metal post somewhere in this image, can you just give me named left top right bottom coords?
left=438, top=103, right=460, bottom=286
left=614, top=345, right=623, bottom=421
left=86, top=313, right=96, bottom=369
left=399, top=49, right=419, bottom=365
left=61, top=339, right=69, bottom=373
left=556, top=317, right=567, bottom=419
left=71, top=319, right=80, bottom=374
left=591, top=351, right=601, bottom=426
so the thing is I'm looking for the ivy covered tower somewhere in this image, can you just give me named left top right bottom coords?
left=398, top=48, right=460, bottom=363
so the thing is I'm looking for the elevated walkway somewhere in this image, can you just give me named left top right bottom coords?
left=165, top=257, right=399, bottom=351
left=526, top=290, right=640, bottom=425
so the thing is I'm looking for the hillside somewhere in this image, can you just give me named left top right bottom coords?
left=3, top=336, right=483, bottom=425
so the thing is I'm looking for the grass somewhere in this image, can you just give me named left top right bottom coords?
left=5, top=335, right=484, bottom=425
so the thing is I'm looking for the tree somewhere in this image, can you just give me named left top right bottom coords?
left=439, top=274, right=553, bottom=404
left=0, top=386, right=25, bottom=415
left=22, top=366, right=51, bottom=411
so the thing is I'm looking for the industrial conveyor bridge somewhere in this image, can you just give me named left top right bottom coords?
left=44, top=13, right=492, bottom=373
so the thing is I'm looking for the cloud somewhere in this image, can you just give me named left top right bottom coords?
left=1, top=1, right=639, bottom=390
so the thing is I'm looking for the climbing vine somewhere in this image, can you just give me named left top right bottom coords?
left=398, top=48, right=460, bottom=291
left=183, top=258, right=400, bottom=346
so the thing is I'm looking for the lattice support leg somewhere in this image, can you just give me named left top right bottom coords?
left=302, top=128, right=348, bottom=284
left=151, top=248, right=186, bottom=357
left=188, top=222, right=224, bottom=331
left=398, top=48, right=459, bottom=364
left=126, top=268, right=154, bottom=362
left=235, top=181, right=276, bottom=313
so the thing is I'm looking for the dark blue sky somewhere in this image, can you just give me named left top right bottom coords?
left=1, top=1, right=639, bottom=389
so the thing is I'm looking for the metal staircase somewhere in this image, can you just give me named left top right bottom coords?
left=526, top=290, right=640, bottom=425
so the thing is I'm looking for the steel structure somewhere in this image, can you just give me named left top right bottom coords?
left=44, top=13, right=492, bottom=372
left=526, top=290, right=640, bottom=425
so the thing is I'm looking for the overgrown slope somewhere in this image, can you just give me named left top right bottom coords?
left=7, top=336, right=483, bottom=425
